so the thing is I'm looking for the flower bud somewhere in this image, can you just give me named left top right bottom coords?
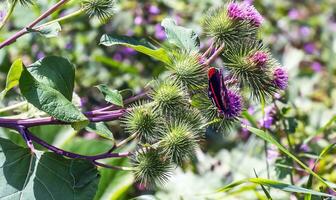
left=132, top=149, right=173, bottom=187
left=82, top=0, right=116, bottom=22
left=273, top=67, right=288, bottom=90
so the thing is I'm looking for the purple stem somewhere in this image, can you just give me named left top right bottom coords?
left=25, top=129, right=132, bottom=160
left=0, top=109, right=126, bottom=128
left=17, top=126, right=35, bottom=152
left=0, top=0, right=71, bottom=49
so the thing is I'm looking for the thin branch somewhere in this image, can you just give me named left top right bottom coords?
left=0, top=0, right=18, bottom=31
left=26, top=129, right=131, bottom=160
left=93, top=160, right=134, bottom=171
left=17, top=125, right=35, bottom=152
left=203, top=44, right=225, bottom=67
left=0, top=0, right=71, bottom=49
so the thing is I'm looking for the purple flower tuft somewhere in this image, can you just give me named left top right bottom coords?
left=273, top=67, right=288, bottom=90
left=221, top=90, right=243, bottom=119
left=244, top=5, right=263, bottom=26
left=227, top=3, right=245, bottom=20
left=227, top=2, right=263, bottom=27
left=250, top=51, right=268, bottom=66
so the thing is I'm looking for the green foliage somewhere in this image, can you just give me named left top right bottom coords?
left=19, top=66, right=88, bottom=127
left=217, top=177, right=334, bottom=198
left=32, top=22, right=62, bottom=38
left=100, top=34, right=171, bottom=64
left=27, top=56, right=75, bottom=101
left=132, top=148, right=173, bottom=187
left=246, top=126, right=334, bottom=189
left=96, top=84, right=124, bottom=107
left=161, top=18, right=200, bottom=52
left=9, top=0, right=34, bottom=6
left=0, top=137, right=100, bottom=200
left=0, top=58, right=23, bottom=100
left=86, top=122, right=115, bottom=141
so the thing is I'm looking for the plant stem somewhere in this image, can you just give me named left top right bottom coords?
left=0, top=0, right=18, bottom=31
left=204, top=44, right=225, bottom=66
left=0, top=109, right=126, bottom=128
left=0, top=0, right=71, bottom=49
left=116, top=132, right=138, bottom=148
left=17, top=125, right=35, bottom=152
left=26, top=129, right=131, bottom=160
left=93, top=161, right=134, bottom=171
left=35, top=9, right=84, bottom=29
left=0, top=101, right=27, bottom=113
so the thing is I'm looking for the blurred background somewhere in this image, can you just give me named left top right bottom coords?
left=1, top=0, right=336, bottom=199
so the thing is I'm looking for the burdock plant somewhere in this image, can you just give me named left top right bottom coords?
left=0, top=0, right=289, bottom=195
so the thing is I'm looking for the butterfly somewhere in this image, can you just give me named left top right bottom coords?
left=208, top=67, right=241, bottom=118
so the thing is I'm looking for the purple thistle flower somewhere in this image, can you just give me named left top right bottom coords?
left=227, top=3, right=245, bottom=20
left=273, top=68, right=288, bottom=90
left=244, top=5, right=263, bottom=26
left=221, top=90, right=243, bottom=119
left=250, top=51, right=268, bottom=66
left=227, top=2, right=263, bottom=27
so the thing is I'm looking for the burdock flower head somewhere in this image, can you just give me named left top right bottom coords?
left=221, top=90, right=243, bottom=119
left=273, top=67, right=288, bottom=90
left=249, top=51, right=268, bottom=66
left=227, top=2, right=263, bottom=27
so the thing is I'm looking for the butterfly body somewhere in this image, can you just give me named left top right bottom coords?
left=207, top=67, right=242, bottom=118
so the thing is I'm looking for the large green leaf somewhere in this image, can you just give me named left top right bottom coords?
left=28, top=56, right=75, bottom=101
left=19, top=67, right=88, bottom=126
left=0, top=137, right=100, bottom=200
left=246, top=126, right=335, bottom=190
left=100, top=34, right=171, bottom=64
left=161, top=18, right=200, bottom=52
left=0, top=59, right=24, bottom=100
left=96, top=84, right=123, bottom=107
left=217, top=177, right=335, bottom=198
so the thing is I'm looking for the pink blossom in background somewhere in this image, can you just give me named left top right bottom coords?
left=299, top=26, right=311, bottom=38
left=134, top=16, right=144, bottom=25
left=311, top=61, right=322, bottom=72
left=288, top=9, right=299, bottom=20
left=154, top=24, right=166, bottom=40
left=36, top=51, right=45, bottom=60
left=148, top=5, right=160, bottom=15
left=303, top=42, right=316, bottom=54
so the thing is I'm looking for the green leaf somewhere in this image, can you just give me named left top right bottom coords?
left=38, top=22, right=62, bottom=38
left=19, top=67, right=88, bottom=127
left=28, top=56, right=75, bottom=101
left=304, top=143, right=336, bottom=200
left=86, top=122, right=115, bottom=141
left=0, top=137, right=100, bottom=200
left=100, top=34, right=171, bottom=64
left=161, top=18, right=200, bottom=52
left=246, top=126, right=335, bottom=190
left=0, top=59, right=24, bottom=100
left=217, top=177, right=335, bottom=198
left=96, top=84, right=124, bottom=107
